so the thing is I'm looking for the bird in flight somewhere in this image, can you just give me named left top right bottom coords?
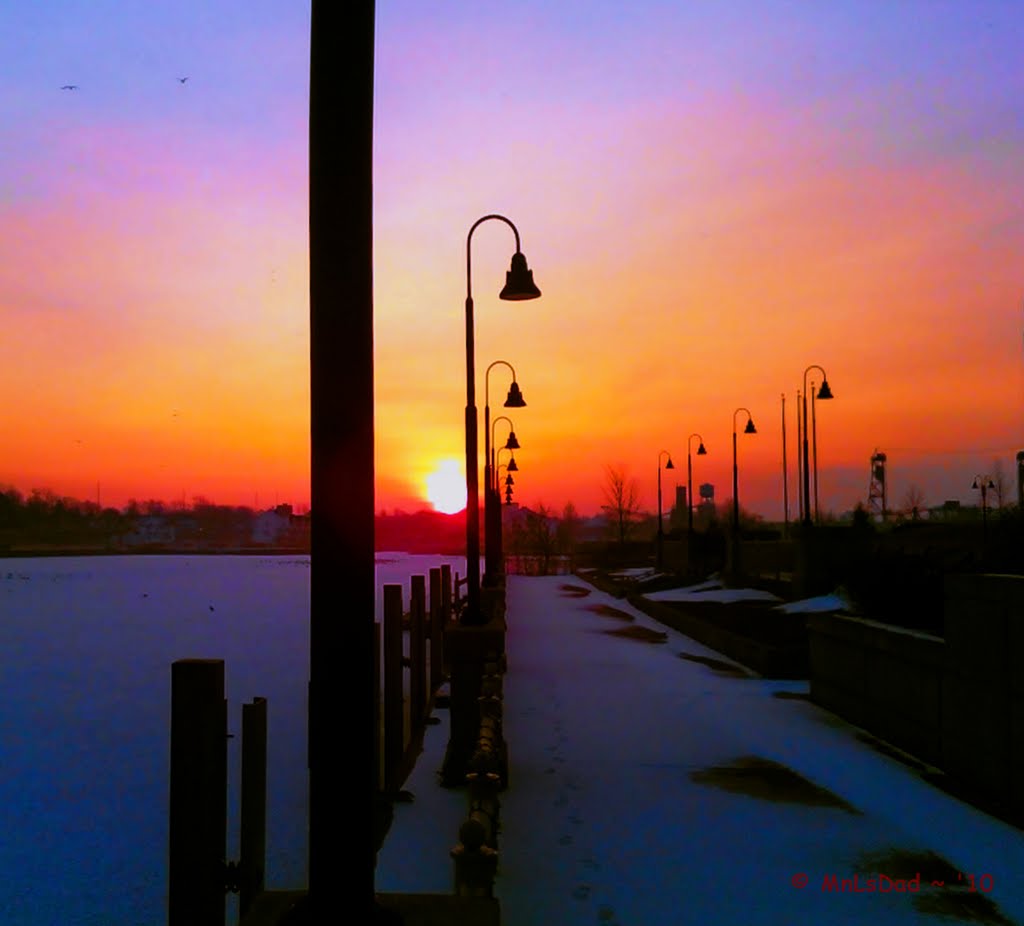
left=61, top=85, right=78, bottom=90
left=177, top=76, right=189, bottom=84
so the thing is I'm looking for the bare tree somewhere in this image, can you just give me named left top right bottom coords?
left=901, top=484, right=926, bottom=521
left=601, top=465, right=641, bottom=545
left=556, top=501, right=580, bottom=570
left=524, top=503, right=558, bottom=575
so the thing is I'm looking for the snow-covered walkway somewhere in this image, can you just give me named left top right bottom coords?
left=377, top=575, right=1024, bottom=925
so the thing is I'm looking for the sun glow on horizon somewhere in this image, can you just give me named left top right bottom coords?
left=424, top=458, right=467, bottom=514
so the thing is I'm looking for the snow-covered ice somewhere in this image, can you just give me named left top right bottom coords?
left=0, top=552, right=468, bottom=926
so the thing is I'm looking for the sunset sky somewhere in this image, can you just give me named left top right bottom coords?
left=1, top=2, right=1022, bottom=520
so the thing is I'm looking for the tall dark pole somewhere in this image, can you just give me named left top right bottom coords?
left=812, top=385, right=820, bottom=522
left=796, top=389, right=803, bottom=522
left=483, top=394, right=491, bottom=581
left=657, top=458, right=662, bottom=567
left=732, top=409, right=755, bottom=536
left=733, top=427, right=740, bottom=535
left=781, top=393, right=789, bottom=537
left=687, top=451, right=694, bottom=536
left=801, top=388, right=811, bottom=527
left=656, top=451, right=673, bottom=568
left=687, top=433, right=704, bottom=538
left=309, top=0, right=375, bottom=916
left=801, top=364, right=831, bottom=527
left=464, top=284, right=480, bottom=620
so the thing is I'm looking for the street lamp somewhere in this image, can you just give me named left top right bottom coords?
left=686, top=433, right=707, bottom=537
left=462, top=215, right=540, bottom=624
left=656, top=450, right=674, bottom=568
left=496, top=446, right=519, bottom=477
left=483, top=361, right=525, bottom=582
left=490, top=416, right=521, bottom=492
left=801, top=365, right=833, bottom=526
left=732, top=408, right=757, bottom=535
left=491, top=419, right=521, bottom=579
left=972, top=475, right=996, bottom=544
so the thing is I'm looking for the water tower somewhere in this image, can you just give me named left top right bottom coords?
left=868, top=450, right=887, bottom=520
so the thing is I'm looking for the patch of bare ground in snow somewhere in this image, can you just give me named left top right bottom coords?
left=678, top=651, right=749, bottom=677
left=601, top=625, right=668, bottom=643
left=690, top=756, right=861, bottom=813
left=559, top=584, right=592, bottom=597
left=854, top=848, right=1015, bottom=925
left=583, top=603, right=634, bottom=620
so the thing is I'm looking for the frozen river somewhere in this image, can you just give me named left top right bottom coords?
left=0, top=552, right=465, bottom=926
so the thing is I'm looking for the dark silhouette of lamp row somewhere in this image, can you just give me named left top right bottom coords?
left=484, top=366, right=525, bottom=585
left=668, top=363, right=835, bottom=551
left=463, top=214, right=540, bottom=625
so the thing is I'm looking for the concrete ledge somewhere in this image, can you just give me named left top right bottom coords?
left=630, top=595, right=808, bottom=679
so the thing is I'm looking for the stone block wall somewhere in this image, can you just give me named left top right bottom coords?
left=808, top=573, right=1024, bottom=823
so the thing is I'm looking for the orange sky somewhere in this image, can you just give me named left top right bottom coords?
left=1, top=3, right=1022, bottom=519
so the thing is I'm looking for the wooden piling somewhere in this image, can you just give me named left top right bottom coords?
left=383, top=584, right=404, bottom=792
left=410, top=575, right=427, bottom=729
left=441, top=564, right=453, bottom=623
left=169, top=658, right=227, bottom=926
left=239, top=697, right=268, bottom=922
left=374, top=621, right=382, bottom=791
left=429, top=567, right=443, bottom=695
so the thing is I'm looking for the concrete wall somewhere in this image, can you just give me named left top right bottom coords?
left=942, top=573, right=1024, bottom=821
left=808, top=573, right=1024, bottom=823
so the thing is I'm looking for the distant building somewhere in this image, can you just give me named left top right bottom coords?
left=123, top=515, right=175, bottom=547
left=252, top=504, right=293, bottom=544
left=928, top=500, right=961, bottom=521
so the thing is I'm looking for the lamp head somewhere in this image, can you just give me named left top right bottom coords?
left=507, top=455, right=519, bottom=472
left=744, top=418, right=757, bottom=434
left=988, top=480, right=996, bottom=489
left=499, top=251, right=541, bottom=300
left=505, top=430, right=520, bottom=450
left=972, top=478, right=979, bottom=489
left=817, top=379, right=834, bottom=400
left=665, top=456, right=675, bottom=470
left=697, top=442, right=707, bottom=456
left=504, top=381, right=526, bottom=408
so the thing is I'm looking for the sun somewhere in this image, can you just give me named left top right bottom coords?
left=424, top=458, right=466, bottom=514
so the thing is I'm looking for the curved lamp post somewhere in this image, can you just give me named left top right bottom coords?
left=686, top=433, right=707, bottom=537
left=462, top=215, right=540, bottom=624
left=732, top=408, right=757, bottom=535
left=656, top=450, right=675, bottom=568
left=502, top=471, right=515, bottom=506
left=490, top=416, right=521, bottom=491
left=491, top=417, right=521, bottom=577
left=972, top=474, right=996, bottom=545
left=496, top=446, right=519, bottom=477
left=484, top=362, right=525, bottom=582
left=801, top=366, right=833, bottom=526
